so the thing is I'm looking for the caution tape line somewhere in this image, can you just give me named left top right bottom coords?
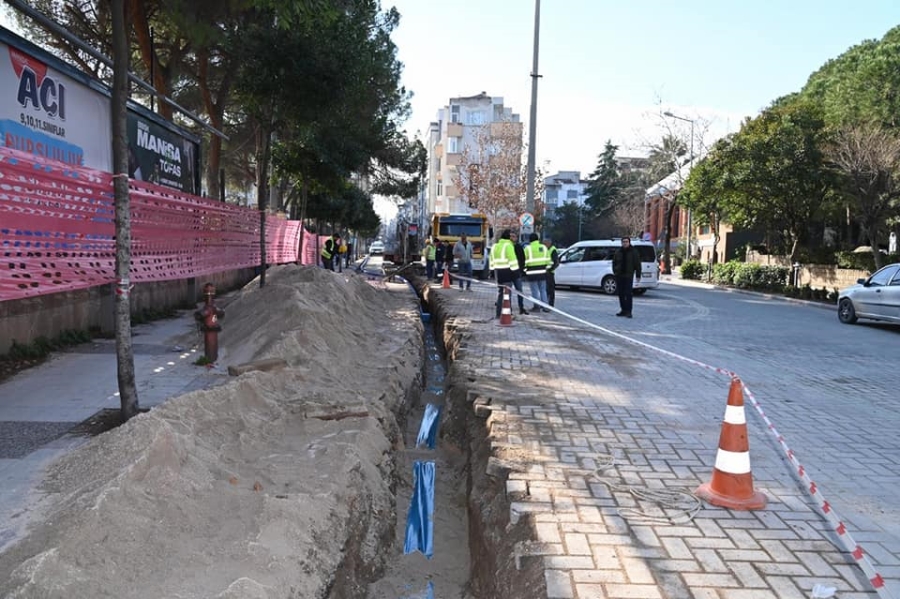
left=442, top=274, right=895, bottom=598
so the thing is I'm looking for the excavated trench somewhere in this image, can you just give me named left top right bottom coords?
left=364, top=278, right=546, bottom=599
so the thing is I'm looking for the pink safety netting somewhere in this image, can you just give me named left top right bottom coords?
left=0, top=147, right=305, bottom=301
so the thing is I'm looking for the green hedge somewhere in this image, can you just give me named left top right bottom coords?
left=680, top=259, right=704, bottom=280
left=712, top=260, right=788, bottom=289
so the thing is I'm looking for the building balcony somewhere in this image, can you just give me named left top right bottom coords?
left=447, top=123, right=463, bottom=137
left=446, top=153, right=463, bottom=166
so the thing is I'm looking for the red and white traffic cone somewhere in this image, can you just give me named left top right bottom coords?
left=441, top=267, right=451, bottom=289
left=695, top=377, right=767, bottom=510
left=498, top=286, right=514, bottom=327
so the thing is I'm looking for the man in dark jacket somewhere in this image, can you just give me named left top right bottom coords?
left=509, top=231, right=529, bottom=314
left=543, top=238, right=560, bottom=307
left=612, top=237, right=642, bottom=318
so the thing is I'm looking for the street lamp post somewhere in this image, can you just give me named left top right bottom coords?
left=663, top=111, right=695, bottom=261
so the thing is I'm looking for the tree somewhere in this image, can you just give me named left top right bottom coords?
left=646, top=133, right=688, bottom=274
left=583, top=140, right=624, bottom=216
left=111, top=0, right=139, bottom=421
left=802, top=26, right=900, bottom=130
left=453, top=121, right=529, bottom=230
left=827, top=124, right=900, bottom=267
left=680, top=137, right=735, bottom=265
left=545, top=201, right=587, bottom=247
left=719, top=97, right=835, bottom=262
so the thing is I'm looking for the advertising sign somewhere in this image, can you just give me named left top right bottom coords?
left=1, top=31, right=200, bottom=195
left=128, top=112, right=200, bottom=194
left=0, top=40, right=111, bottom=169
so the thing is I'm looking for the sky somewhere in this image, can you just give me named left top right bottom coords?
left=388, top=0, right=900, bottom=178
left=3, top=2, right=899, bottom=222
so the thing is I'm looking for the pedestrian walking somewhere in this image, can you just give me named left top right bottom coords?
left=490, top=229, right=524, bottom=317
left=434, top=240, right=446, bottom=280
left=508, top=231, right=528, bottom=314
left=544, top=238, right=559, bottom=307
left=320, top=233, right=339, bottom=271
left=453, top=233, right=473, bottom=291
left=613, top=237, right=642, bottom=318
left=345, top=242, right=354, bottom=268
left=524, top=233, right=551, bottom=311
left=424, top=238, right=436, bottom=279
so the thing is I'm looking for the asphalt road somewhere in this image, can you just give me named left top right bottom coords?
left=554, top=281, right=900, bottom=541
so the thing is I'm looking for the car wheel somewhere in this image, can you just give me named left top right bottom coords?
left=601, top=276, right=617, bottom=295
left=633, top=289, right=647, bottom=296
left=838, top=298, right=858, bottom=324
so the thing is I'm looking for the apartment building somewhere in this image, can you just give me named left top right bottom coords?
left=542, top=171, right=588, bottom=218
left=423, top=92, right=522, bottom=218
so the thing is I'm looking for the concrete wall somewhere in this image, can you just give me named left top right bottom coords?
left=745, top=251, right=868, bottom=290
left=0, top=268, right=256, bottom=355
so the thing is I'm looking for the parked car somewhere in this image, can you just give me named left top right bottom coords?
left=555, top=239, right=659, bottom=295
left=369, top=241, right=385, bottom=255
left=837, top=262, right=900, bottom=325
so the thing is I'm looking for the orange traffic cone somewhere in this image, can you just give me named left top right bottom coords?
left=442, top=267, right=451, bottom=289
left=497, top=286, right=514, bottom=327
left=695, top=378, right=766, bottom=510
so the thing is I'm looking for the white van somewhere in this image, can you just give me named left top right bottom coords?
left=555, top=239, right=659, bottom=295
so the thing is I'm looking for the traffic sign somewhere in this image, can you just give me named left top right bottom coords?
left=519, top=212, right=534, bottom=235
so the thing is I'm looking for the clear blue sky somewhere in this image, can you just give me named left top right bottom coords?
left=389, top=0, right=900, bottom=177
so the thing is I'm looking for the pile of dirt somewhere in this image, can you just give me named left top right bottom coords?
left=0, top=265, right=423, bottom=599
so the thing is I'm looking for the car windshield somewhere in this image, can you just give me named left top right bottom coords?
left=868, top=265, right=898, bottom=286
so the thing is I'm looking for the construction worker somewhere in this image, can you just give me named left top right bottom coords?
left=524, top=232, right=551, bottom=312
left=321, top=233, right=339, bottom=271
left=490, top=229, right=523, bottom=318
left=424, top=238, right=436, bottom=279
left=543, top=238, right=560, bottom=307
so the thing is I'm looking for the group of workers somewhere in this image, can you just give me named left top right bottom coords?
left=319, top=233, right=352, bottom=271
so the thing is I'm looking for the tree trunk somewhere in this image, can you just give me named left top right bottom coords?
left=662, top=198, right=676, bottom=275
left=111, top=0, right=140, bottom=421
left=789, top=233, right=800, bottom=264
left=198, top=48, right=231, bottom=201
left=129, top=0, right=173, bottom=120
left=869, top=228, right=883, bottom=269
left=256, top=124, right=271, bottom=288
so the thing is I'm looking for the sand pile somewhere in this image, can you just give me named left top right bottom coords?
left=0, top=265, right=423, bottom=599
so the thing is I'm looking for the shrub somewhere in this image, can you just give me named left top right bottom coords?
left=712, top=260, right=741, bottom=285
left=732, top=263, right=761, bottom=288
left=827, top=287, right=839, bottom=304
left=680, top=259, right=704, bottom=280
left=759, top=266, right=789, bottom=289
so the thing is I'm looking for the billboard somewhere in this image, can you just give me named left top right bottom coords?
left=128, top=112, right=199, bottom=194
left=0, top=29, right=200, bottom=195
left=0, top=40, right=111, bottom=169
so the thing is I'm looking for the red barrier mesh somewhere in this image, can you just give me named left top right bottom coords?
left=1, top=147, right=302, bottom=301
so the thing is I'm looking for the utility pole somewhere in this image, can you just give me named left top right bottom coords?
left=524, top=0, right=541, bottom=215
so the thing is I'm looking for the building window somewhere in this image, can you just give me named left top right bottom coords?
left=467, top=110, right=485, bottom=126
left=566, top=189, right=578, bottom=200
left=450, top=105, right=460, bottom=123
left=700, top=225, right=711, bottom=235
left=447, top=137, right=459, bottom=154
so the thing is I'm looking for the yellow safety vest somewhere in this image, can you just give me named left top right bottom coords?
left=490, top=239, right=518, bottom=271
left=524, top=241, right=550, bottom=275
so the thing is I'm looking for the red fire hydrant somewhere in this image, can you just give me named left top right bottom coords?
left=194, top=283, right=224, bottom=363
